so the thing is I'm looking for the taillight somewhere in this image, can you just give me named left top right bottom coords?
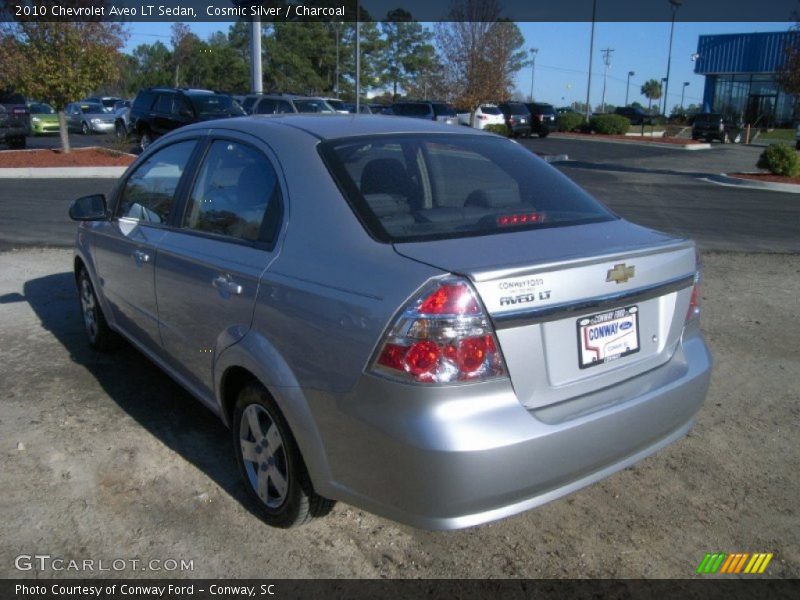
left=686, top=274, right=701, bottom=322
left=686, top=252, right=702, bottom=322
left=11, top=107, right=27, bottom=115
left=371, top=277, right=508, bottom=384
left=477, top=114, right=488, bottom=120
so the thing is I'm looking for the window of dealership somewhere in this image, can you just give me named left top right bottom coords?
left=695, top=32, right=797, bottom=127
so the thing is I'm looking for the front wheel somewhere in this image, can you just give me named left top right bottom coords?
left=115, top=121, right=127, bottom=140
left=77, top=268, right=118, bottom=351
left=81, top=121, right=90, bottom=135
left=539, top=131, right=550, bottom=138
left=233, top=382, right=334, bottom=528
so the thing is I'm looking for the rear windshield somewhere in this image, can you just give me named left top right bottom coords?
left=479, top=105, right=502, bottom=115
left=432, top=103, right=456, bottom=117
left=393, top=103, right=431, bottom=117
left=320, top=134, right=615, bottom=243
left=293, top=99, right=335, bottom=113
left=188, top=94, right=243, bottom=116
left=505, top=103, right=529, bottom=115
left=30, top=103, right=55, bottom=114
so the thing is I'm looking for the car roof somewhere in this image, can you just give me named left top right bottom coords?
left=181, top=114, right=494, bottom=141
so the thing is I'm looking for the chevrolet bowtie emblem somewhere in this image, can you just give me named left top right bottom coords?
left=606, top=263, right=635, bottom=284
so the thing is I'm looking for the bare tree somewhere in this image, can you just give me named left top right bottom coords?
left=434, top=0, right=528, bottom=108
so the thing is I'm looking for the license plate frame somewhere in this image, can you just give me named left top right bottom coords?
left=577, top=305, right=640, bottom=369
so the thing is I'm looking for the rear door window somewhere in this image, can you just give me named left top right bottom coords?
left=182, top=140, right=281, bottom=242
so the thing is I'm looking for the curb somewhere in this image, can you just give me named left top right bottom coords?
left=704, top=173, right=800, bottom=194
left=537, top=153, right=569, bottom=163
left=0, top=166, right=128, bottom=178
left=551, top=133, right=711, bottom=151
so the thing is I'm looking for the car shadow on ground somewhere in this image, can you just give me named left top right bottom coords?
left=22, top=270, right=267, bottom=520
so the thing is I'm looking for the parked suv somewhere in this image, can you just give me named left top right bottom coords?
left=614, top=106, right=654, bottom=126
left=524, top=102, right=557, bottom=137
left=129, top=87, right=245, bottom=150
left=497, top=102, right=532, bottom=137
left=390, top=101, right=458, bottom=125
left=691, top=113, right=742, bottom=144
left=0, top=90, right=31, bottom=149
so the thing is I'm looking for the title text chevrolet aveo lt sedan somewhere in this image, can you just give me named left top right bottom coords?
left=69, top=115, right=711, bottom=529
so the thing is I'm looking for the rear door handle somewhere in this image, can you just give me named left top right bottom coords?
left=132, top=249, right=151, bottom=265
left=212, top=275, right=243, bottom=296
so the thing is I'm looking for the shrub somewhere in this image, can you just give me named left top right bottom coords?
left=557, top=112, right=585, bottom=132
left=483, top=124, right=510, bottom=137
left=756, top=143, right=800, bottom=177
left=588, top=114, right=630, bottom=135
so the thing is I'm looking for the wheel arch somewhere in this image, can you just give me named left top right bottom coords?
left=216, top=339, right=335, bottom=498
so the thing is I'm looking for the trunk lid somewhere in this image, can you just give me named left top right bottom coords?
left=393, top=219, right=697, bottom=409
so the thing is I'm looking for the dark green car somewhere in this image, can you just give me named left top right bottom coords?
left=691, top=113, right=742, bottom=144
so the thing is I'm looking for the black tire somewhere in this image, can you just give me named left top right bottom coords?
left=9, top=136, right=26, bottom=149
left=115, top=121, right=127, bottom=140
left=77, top=268, right=118, bottom=351
left=539, top=131, right=550, bottom=138
left=139, top=128, right=152, bottom=151
left=81, top=121, right=90, bottom=135
left=233, top=382, right=334, bottom=528
left=796, top=141, right=800, bottom=151
left=722, top=132, right=730, bottom=144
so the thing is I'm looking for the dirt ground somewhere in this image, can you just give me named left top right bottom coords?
left=0, top=248, right=797, bottom=579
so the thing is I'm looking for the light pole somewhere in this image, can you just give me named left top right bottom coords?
left=663, top=0, right=683, bottom=117
left=355, top=0, right=361, bottom=113
left=585, top=0, right=597, bottom=121
left=625, top=71, right=635, bottom=107
left=661, top=77, right=667, bottom=116
left=529, top=48, right=539, bottom=102
left=680, top=82, right=690, bottom=110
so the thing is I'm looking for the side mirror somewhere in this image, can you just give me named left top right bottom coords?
left=69, top=194, right=108, bottom=221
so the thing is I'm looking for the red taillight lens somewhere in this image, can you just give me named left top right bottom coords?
left=370, top=278, right=508, bottom=384
left=11, top=107, right=27, bottom=115
left=418, top=283, right=480, bottom=314
left=686, top=280, right=701, bottom=322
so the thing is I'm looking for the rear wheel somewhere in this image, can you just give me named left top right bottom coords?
left=115, top=121, right=127, bottom=140
left=139, top=128, right=152, bottom=151
left=77, top=268, right=118, bottom=351
left=539, top=131, right=550, bottom=138
left=722, top=132, right=730, bottom=144
left=233, top=382, right=334, bottom=528
left=8, top=136, right=26, bottom=149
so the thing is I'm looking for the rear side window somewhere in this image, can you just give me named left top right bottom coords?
left=133, top=91, right=156, bottom=111
left=255, top=99, right=276, bottom=114
left=182, top=140, right=280, bottom=242
left=154, top=94, right=173, bottom=114
left=320, top=134, right=615, bottom=243
left=117, top=141, right=197, bottom=223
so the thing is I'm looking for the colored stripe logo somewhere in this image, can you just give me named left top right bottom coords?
left=697, top=552, right=773, bottom=574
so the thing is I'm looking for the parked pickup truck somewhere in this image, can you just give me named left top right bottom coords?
left=0, top=91, right=31, bottom=149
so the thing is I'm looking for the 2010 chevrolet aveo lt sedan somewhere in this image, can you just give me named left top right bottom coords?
left=69, top=115, right=711, bottom=529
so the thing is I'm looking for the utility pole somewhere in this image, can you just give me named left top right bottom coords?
left=529, top=48, right=539, bottom=102
left=355, top=0, right=361, bottom=113
left=600, top=47, right=614, bottom=114
left=664, top=0, right=683, bottom=117
left=585, top=0, right=596, bottom=121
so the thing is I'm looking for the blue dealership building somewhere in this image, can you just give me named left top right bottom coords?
left=694, top=31, right=796, bottom=127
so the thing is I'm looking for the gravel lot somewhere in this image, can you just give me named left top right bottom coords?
left=0, top=247, right=797, bottom=579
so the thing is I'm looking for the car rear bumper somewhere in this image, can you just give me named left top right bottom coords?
left=308, top=330, right=711, bottom=530
left=0, top=126, right=29, bottom=139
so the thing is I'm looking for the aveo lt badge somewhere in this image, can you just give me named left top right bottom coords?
left=606, top=263, right=636, bottom=284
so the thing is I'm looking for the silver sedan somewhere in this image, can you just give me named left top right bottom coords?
left=66, top=102, right=115, bottom=135
left=69, top=115, right=711, bottom=529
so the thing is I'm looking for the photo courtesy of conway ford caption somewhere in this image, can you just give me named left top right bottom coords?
left=69, top=114, right=711, bottom=529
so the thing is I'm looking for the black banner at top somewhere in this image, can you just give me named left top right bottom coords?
left=1, top=0, right=799, bottom=23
